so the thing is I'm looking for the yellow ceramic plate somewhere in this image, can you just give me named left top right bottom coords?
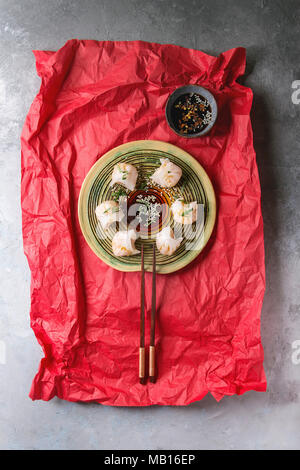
left=78, top=140, right=216, bottom=273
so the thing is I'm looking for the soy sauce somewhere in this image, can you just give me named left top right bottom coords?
left=171, top=93, right=212, bottom=135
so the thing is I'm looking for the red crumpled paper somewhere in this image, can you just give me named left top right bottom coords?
left=21, top=39, right=266, bottom=405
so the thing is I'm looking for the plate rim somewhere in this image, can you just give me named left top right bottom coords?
left=78, top=140, right=216, bottom=274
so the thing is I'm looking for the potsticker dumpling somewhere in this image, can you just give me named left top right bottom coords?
left=112, top=229, right=140, bottom=257
left=171, top=199, right=197, bottom=225
left=156, top=227, right=183, bottom=256
left=111, top=162, right=138, bottom=191
left=150, top=158, right=182, bottom=188
left=95, top=201, right=124, bottom=230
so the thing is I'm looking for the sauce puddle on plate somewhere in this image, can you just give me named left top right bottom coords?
left=127, top=189, right=170, bottom=237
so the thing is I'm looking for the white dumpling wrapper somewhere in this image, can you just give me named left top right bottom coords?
left=171, top=200, right=197, bottom=225
left=112, top=229, right=140, bottom=257
left=110, top=162, right=138, bottom=191
left=95, top=201, right=124, bottom=230
left=150, top=158, right=182, bottom=188
left=156, top=227, right=183, bottom=256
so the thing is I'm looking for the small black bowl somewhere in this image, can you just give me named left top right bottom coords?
left=165, top=85, right=218, bottom=138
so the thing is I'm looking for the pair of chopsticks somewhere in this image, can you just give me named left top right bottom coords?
left=139, top=244, right=156, bottom=384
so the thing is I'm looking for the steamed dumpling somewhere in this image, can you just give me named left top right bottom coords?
left=95, top=201, right=124, bottom=230
left=112, top=229, right=140, bottom=257
left=111, top=162, right=138, bottom=191
left=150, top=158, right=182, bottom=188
left=171, top=199, right=197, bottom=224
left=156, top=227, right=183, bottom=256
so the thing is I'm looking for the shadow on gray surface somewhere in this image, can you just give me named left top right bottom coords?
left=244, top=53, right=284, bottom=405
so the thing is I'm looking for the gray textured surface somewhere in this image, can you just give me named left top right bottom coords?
left=0, top=0, right=300, bottom=450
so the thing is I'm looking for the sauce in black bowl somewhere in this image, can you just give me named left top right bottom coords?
left=165, top=85, right=218, bottom=138
left=171, top=93, right=212, bottom=135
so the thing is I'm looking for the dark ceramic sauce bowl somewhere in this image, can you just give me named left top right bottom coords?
left=165, top=85, right=218, bottom=138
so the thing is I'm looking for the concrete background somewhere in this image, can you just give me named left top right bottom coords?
left=0, top=0, right=300, bottom=450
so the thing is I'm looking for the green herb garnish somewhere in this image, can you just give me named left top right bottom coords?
left=112, top=187, right=128, bottom=202
left=181, top=208, right=193, bottom=217
left=104, top=206, right=120, bottom=214
left=117, top=164, right=128, bottom=180
left=138, top=181, right=148, bottom=190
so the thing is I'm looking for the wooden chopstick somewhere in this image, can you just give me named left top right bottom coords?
left=139, top=244, right=146, bottom=385
left=149, top=244, right=156, bottom=383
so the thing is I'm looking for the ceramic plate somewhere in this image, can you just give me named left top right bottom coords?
left=78, top=140, right=216, bottom=273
